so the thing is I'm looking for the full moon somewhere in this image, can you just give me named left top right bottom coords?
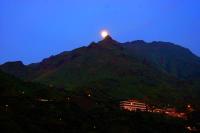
left=101, top=30, right=109, bottom=38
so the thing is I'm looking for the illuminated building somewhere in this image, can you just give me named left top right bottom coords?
left=120, top=99, right=147, bottom=111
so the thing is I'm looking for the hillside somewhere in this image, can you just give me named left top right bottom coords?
left=0, top=70, right=63, bottom=99
left=1, top=36, right=200, bottom=106
left=123, top=40, right=200, bottom=79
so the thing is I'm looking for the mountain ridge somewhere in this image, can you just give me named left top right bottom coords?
left=123, top=40, right=200, bottom=79
left=1, top=37, right=200, bottom=107
left=2, top=37, right=199, bottom=80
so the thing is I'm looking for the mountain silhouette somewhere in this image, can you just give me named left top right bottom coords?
left=1, top=37, right=200, bottom=106
left=123, top=40, right=200, bottom=79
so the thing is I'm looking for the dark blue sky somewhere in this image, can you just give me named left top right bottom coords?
left=1, top=0, right=200, bottom=64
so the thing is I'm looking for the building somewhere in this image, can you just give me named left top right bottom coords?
left=120, top=98, right=187, bottom=119
left=120, top=99, right=147, bottom=111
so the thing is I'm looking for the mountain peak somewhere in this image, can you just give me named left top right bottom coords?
left=98, top=35, right=119, bottom=45
left=103, top=35, right=113, bottom=40
left=2, top=61, right=25, bottom=67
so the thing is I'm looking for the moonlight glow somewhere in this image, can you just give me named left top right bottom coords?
left=101, top=30, right=109, bottom=38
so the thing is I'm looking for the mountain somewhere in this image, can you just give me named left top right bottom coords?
left=0, top=69, right=188, bottom=133
left=0, top=61, right=41, bottom=80
left=0, top=61, right=27, bottom=78
left=1, top=36, right=200, bottom=106
left=2, top=37, right=200, bottom=80
left=123, top=40, right=200, bottom=79
left=0, top=69, right=63, bottom=99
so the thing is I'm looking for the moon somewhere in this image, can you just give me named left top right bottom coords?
left=101, top=30, right=109, bottom=38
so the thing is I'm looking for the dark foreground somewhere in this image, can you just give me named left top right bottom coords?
left=1, top=96, right=197, bottom=133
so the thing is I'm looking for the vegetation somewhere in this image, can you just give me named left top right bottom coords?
left=0, top=37, right=200, bottom=132
left=0, top=95, right=187, bottom=133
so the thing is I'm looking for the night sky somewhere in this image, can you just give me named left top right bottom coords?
left=1, top=0, right=200, bottom=64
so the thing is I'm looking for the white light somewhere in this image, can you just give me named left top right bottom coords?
left=101, top=30, right=109, bottom=38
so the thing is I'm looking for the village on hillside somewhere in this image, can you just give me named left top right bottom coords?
left=120, top=98, right=194, bottom=119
